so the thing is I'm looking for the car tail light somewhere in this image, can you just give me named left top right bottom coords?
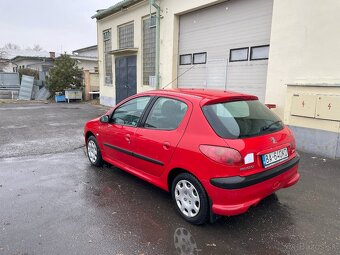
left=290, top=139, right=296, bottom=154
left=199, top=145, right=243, bottom=166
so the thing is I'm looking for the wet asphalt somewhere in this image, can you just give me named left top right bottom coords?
left=0, top=102, right=339, bottom=255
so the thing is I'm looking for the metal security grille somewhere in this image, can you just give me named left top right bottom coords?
left=143, top=16, right=156, bottom=85
left=119, top=23, right=134, bottom=49
left=103, top=29, right=112, bottom=85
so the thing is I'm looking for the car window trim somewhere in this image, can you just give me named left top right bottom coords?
left=139, top=96, right=189, bottom=131
left=109, top=95, right=154, bottom=127
left=137, top=96, right=158, bottom=127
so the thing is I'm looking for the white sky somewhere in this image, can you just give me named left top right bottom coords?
left=0, top=0, right=121, bottom=53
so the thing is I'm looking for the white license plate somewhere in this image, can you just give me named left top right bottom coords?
left=261, top=148, right=288, bottom=168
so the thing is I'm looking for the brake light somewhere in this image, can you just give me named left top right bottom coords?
left=287, top=128, right=296, bottom=154
left=199, top=145, right=243, bottom=166
left=290, top=139, right=296, bottom=154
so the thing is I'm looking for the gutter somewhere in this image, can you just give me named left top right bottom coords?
left=149, top=0, right=161, bottom=89
left=91, top=0, right=144, bottom=20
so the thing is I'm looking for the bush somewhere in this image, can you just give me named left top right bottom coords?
left=46, top=54, right=83, bottom=95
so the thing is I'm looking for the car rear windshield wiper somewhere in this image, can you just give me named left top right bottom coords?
left=262, top=120, right=282, bottom=131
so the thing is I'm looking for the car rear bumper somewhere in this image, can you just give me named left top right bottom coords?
left=206, top=155, right=300, bottom=216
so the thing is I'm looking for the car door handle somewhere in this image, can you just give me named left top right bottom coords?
left=125, top=134, right=131, bottom=144
left=163, top=142, right=170, bottom=150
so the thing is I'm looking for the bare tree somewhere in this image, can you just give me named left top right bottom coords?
left=3, top=43, right=20, bottom=50
left=0, top=50, right=9, bottom=72
left=32, top=44, right=43, bottom=51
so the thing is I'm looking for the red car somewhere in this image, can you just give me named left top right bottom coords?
left=84, top=89, right=300, bottom=224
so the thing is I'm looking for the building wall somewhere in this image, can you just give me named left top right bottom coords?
left=97, top=1, right=152, bottom=106
left=96, top=0, right=340, bottom=158
left=265, top=0, right=340, bottom=158
left=90, top=72, right=99, bottom=91
left=0, top=62, right=14, bottom=72
left=75, top=48, right=97, bottom=58
left=77, top=59, right=98, bottom=73
left=96, top=0, right=223, bottom=106
left=13, top=59, right=54, bottom=72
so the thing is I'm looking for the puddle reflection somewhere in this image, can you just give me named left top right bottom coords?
left=174, top=227, right=198, bottom=255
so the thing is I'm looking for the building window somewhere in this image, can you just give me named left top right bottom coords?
left=103, top=29, right=112, bottom=85
left=143, top=15, right=156, bottom=85
left=180, top=54, right=192, bottom=65
left=193, top=52, right=207, bottom=64
left=229, top=47, right=249, bottom=62
left=94, top=66, right=99, bottom=73
left=250, top=45, right=269, bottom=60
left=118, top=23, right=134, bottom=49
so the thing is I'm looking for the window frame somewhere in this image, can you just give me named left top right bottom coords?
left=142, top=15, right=156, bottom=86
left=103, top=29, right=112, bottom=86
left=142, top=96, right=189, bottom=131
left=250, top=45, right=270, bottom=61
left=193, top=52, right=207, bottom=64
left=118, top=22, right=134, bottom=49
left=179, top=54, right=192, bottom=65
left=229, top=47, right=249, bottom=62
left=110, top=96, right=152, bottom=127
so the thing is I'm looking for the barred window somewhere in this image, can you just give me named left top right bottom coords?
left=143, top=16, right=156, bottom=86
left=103, top=29, right=112, bottom=85
left=118, top=23, right=134, bottom=49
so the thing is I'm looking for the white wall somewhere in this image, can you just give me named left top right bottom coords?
left=76, top=59, right=98, bottom=73
left=266, top=0, right=340, bottom=123
left=96, top=0, right=227, bottom=105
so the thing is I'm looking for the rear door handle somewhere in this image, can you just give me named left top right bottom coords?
left=125, top=134, right=131, bottom=144
left=163, top=142, right=170, bottom=150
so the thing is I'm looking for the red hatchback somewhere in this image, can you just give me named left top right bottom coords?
left=84, top=89, right=300, bottom=224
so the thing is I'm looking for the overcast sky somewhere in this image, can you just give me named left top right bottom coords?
left=0, top=0, right=121, bottom=53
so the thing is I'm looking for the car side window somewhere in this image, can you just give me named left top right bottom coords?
left=144, top=97, right=188, bottom=130
left=112, top=96, right=151, bottom=127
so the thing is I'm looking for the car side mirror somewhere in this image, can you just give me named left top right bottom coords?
left=100, top=115, right=109, bottom=123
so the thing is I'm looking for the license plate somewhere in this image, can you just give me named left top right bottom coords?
left=262, top=148, right=288, bottom=168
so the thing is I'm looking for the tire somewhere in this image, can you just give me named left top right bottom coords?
left=86, top=136, right=103, bottom=167
left=171, top=173, right=209, bottom=225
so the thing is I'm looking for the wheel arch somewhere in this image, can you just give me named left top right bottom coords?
left=85, top=131, right=95, bottom=142
left=167, top=168, right=195, bottom=192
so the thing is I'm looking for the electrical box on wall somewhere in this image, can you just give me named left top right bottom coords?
left=315, top=95, right=340, bottom=121
left=291, top=94, right=317, bottom=118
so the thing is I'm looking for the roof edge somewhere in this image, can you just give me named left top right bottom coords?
left=91, top=0, right=144, bottom=20
left=72, top=45, right=97, bottom=54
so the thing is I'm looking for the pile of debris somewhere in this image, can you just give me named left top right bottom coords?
left=0, top=72, right=50, bottom=101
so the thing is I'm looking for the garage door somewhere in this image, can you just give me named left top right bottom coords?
left=177, top=0, right=273, bottom=101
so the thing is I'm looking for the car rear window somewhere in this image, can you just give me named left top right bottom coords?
left=202, top=100, right=284, bottom=139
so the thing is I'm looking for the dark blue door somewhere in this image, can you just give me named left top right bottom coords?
left=115, top=55, right=137, bottom=104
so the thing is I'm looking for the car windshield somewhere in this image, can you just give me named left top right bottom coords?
left=202, top=100, right=283, bottom=139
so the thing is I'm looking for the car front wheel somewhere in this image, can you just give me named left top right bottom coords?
left=172, top=173, right=209, bottom=225
left=87, top=136, right=103, bottom=167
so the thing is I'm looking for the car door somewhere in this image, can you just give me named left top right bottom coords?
left=99, top=96, right=152, bottom=166
left=132, top=96, right=192, bottom=177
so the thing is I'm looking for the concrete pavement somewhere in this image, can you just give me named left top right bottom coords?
left=0, top=102, right=339, bottom=255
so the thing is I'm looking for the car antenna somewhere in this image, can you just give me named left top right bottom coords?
left=160, top=65, right=195, bottom=90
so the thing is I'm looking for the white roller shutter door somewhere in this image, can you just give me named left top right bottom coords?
left=178, top=0, right=273, bottom=101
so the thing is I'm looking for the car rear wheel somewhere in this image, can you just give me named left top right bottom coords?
left=172, top=173, right=209, bottom=225
left=87, top=136, right=103, bottom=167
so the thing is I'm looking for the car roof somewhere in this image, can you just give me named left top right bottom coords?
left=142, top=88, right=258, bottom=105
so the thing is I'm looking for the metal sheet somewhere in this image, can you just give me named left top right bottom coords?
left=291, top=94, right=317, bottom=118
left=35, top=87, right=51, bottom=100
left=18, top=75, right=34, bottom=100
left=0, top=72, right=20, bottom=88
left=315, top=95, right=340, bottom=121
